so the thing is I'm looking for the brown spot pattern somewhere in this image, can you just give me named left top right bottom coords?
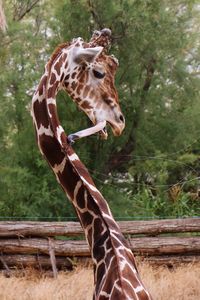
left=38, top=76, right=47, bottom=96
left=71, top=81, right=78, bottom=90
left=32, top=35, right=152, bottom=300
left=47, top=81, right=59, bottom=98
left=83, top=85, right=90, bottom=98
left=50, top=73, right=56, bottom=85
left=54, top=56, right=63, bottom=76
left=81, top=101, right=92, bottom=110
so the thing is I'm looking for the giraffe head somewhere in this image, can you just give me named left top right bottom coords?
left=62, top=29, right=125, bottom=139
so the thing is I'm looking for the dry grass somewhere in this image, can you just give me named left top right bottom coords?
left=0, top=262, right=200, bottom=300
left=138, top=262, right=200, bottom=300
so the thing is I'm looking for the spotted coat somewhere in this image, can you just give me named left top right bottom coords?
left=31, top=29, right=152, bottom=300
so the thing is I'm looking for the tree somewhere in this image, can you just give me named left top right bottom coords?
left=0, top=0, right=7, bottom=32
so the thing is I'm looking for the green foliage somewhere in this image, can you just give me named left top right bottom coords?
left=100, top=172, right=200, bottom=219
left=0, top=0, right=200, bottom=220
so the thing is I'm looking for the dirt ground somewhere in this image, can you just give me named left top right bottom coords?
left=0, top=262, right=199, bottom=300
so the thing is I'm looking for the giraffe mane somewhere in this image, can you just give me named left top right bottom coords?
left=47, top=42, right=70, bottom=69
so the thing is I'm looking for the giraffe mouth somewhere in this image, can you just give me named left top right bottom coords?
left=99, top=126, right=108, bottom=140
left=105, top=121, right=122, bottom=137
left=99, top=121, right=122, bottom=139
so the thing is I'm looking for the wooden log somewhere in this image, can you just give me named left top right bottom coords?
left=0, top=237, right=200, bottom=256
left=0, top=221, right=83, bottom=237
left=129, top=236, right=200, bottom=255
left=143, top=255, right=200, bottom=266
left=76, top=255, right=200, bottom=266
left=0, top=238, right=89, bottom=256
left=1, top=254, right=199, bottom=270
left=0, top=254, right=73, bottom=269
left=119, top=218, right=200, bottom=235
left=0, top=218, right=199, bottom=237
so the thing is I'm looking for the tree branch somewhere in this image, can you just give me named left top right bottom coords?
left=87, top=0, right=104, bottom=29
left=13, top=0, right=40, bottom=21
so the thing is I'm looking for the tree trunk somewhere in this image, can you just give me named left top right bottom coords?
left=0, top=0, right=7, bottom=32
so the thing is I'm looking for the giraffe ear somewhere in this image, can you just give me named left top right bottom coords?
left=73, top=46, right=103, bottom=63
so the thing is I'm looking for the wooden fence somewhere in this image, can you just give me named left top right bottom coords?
left=0, top=218, right=200, bottom=273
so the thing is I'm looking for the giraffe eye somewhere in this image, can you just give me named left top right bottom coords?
left=93, top=69, right=105, bottom=79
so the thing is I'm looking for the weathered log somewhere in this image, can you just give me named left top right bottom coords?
left=1, top=254, right=198, bottom=270
left=129, top=236, right=200, bottom=255
left=0, top=221, right=83, bottom=237
left=0, top=238, right=89, bottom=256
left=0, top=237, right=200, bottom=256
left=143, top=255, right=200, bottom=266
left=0, top=254, right=73, bottom=269
left=0, top=218, right=199, bottom=237
left=119, top=218, right=200, bottom=235
left=75, top=255, right=200, bottom=266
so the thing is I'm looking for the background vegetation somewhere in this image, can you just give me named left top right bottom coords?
left=0, top=0, right=200, bottom=220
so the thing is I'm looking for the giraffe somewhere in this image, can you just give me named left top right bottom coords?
left=31, top=29, right=152, bottom=300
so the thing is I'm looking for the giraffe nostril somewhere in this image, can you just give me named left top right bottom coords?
left=119, top=114, right=125, bottom=123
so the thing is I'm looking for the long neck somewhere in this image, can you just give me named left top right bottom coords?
left=31, top=52, right=152, bottom=300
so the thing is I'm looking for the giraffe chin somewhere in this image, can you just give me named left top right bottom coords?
left=99, top=129, right=108, bottom=140
left=99, top=123, right=122, bottom=139
left=106, top=121, right=123, bottom=137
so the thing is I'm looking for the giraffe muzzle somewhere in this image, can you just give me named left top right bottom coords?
left=106, top=112, right=125, bottom=137
left=109, top=122, right=125, bottom=136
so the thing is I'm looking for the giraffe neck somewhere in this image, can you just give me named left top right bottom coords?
left=31, top=46, right=152, bottom=300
